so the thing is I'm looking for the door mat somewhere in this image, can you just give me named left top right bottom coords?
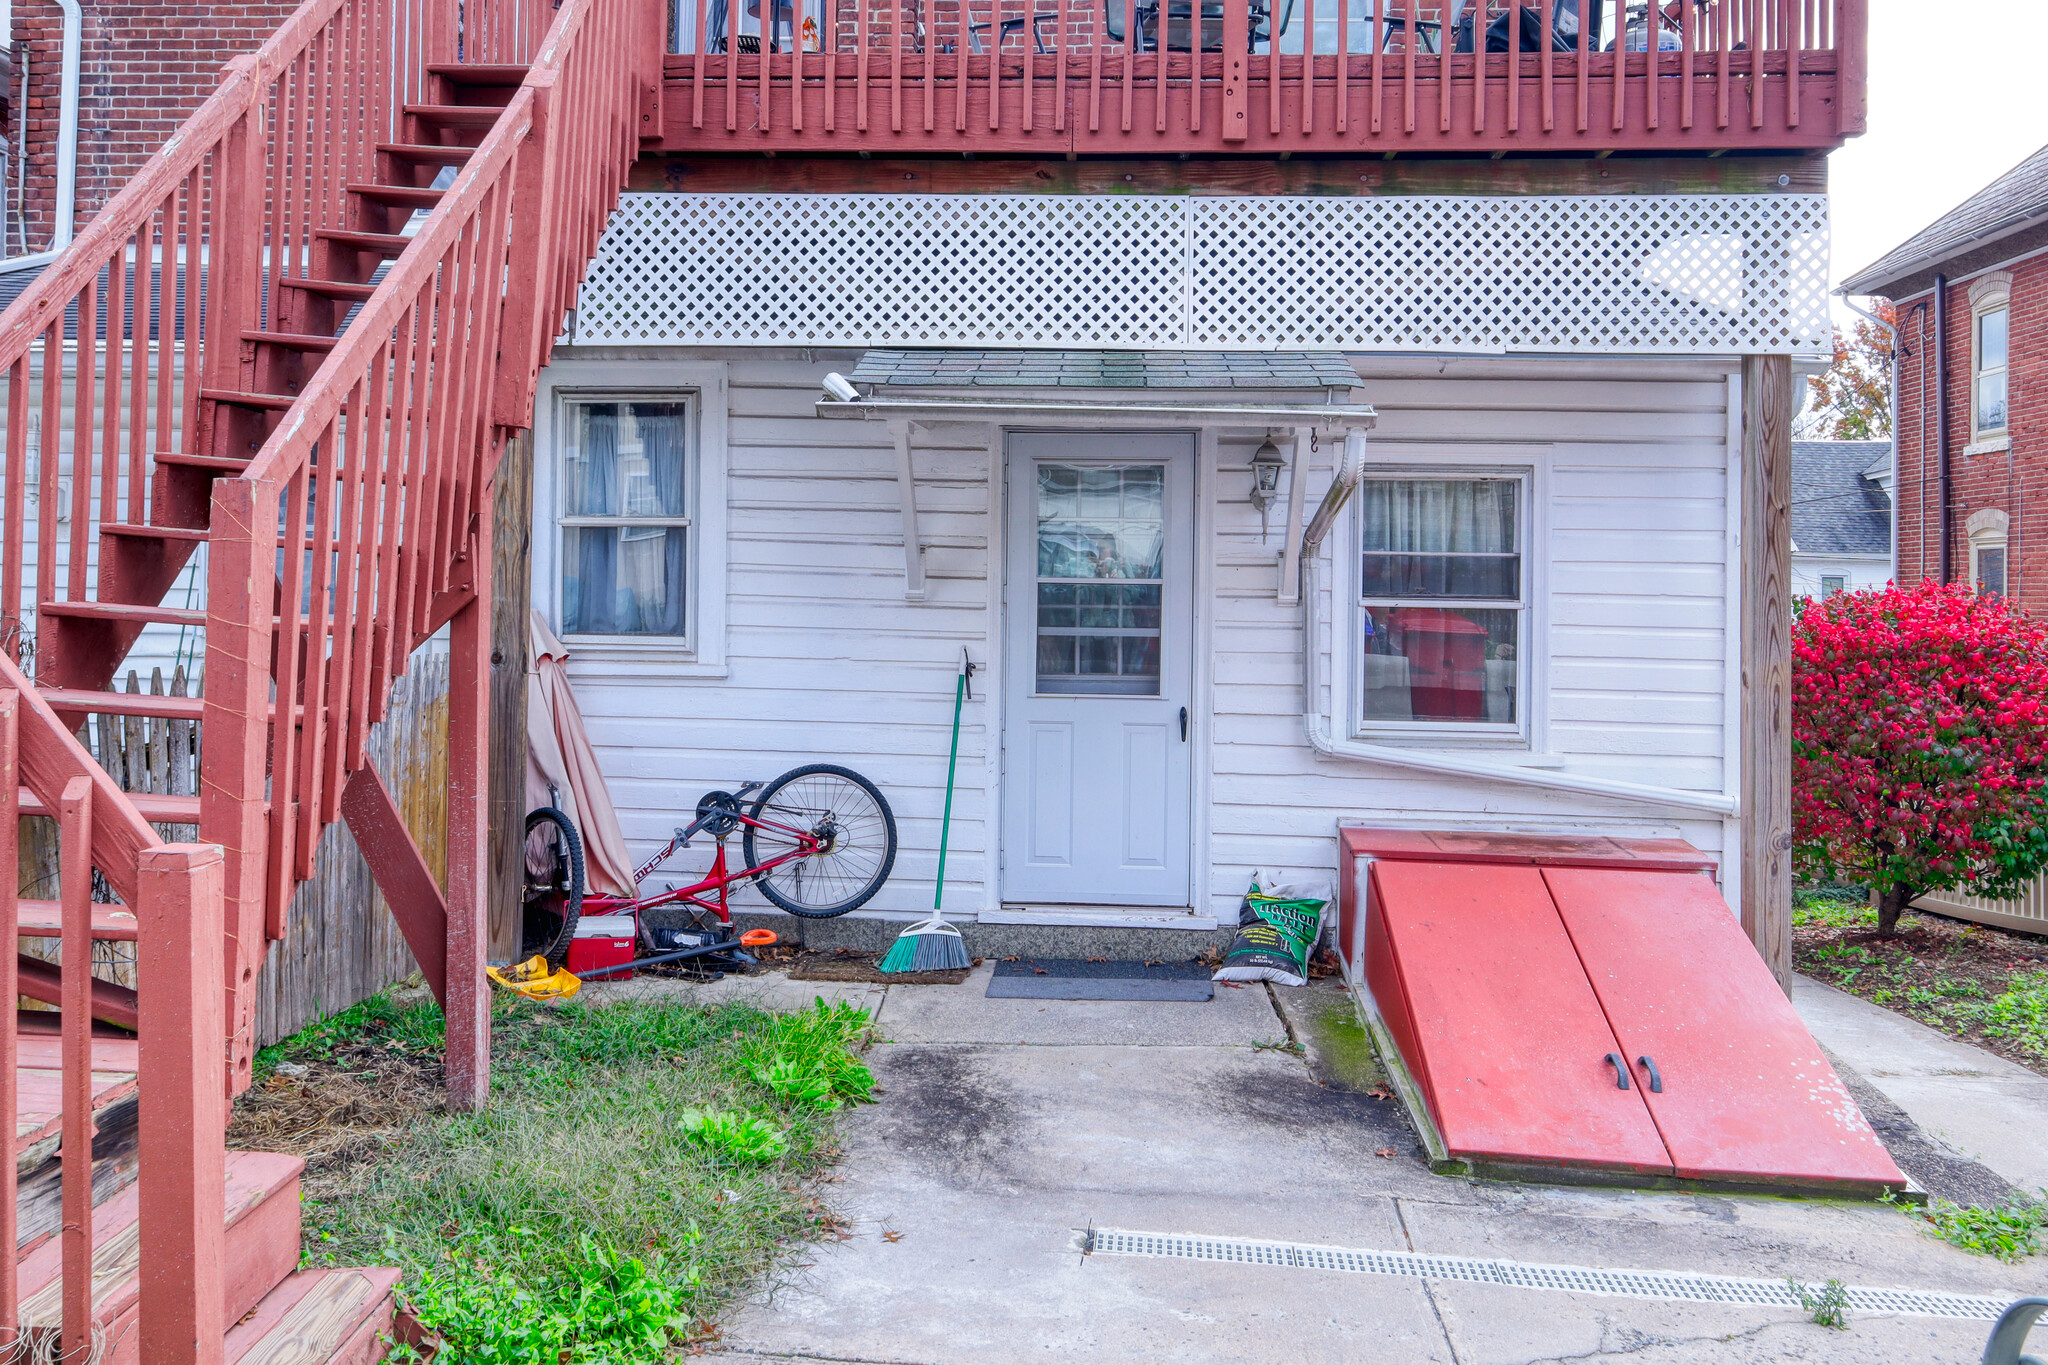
left=987, top=958, right=1214, bottom=1002
left=785, top=949, right=975, bottom=986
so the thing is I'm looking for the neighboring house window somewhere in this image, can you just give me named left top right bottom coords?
left=559, top=396, right=693, bottom=639
left=1357, top=473, right=1527, bottom=733
left=1970, top=272, right=2013, bottom=443
left=1968, top=508, right=2010, bottom=599
left=1821, top=575, right=1845, bottom=596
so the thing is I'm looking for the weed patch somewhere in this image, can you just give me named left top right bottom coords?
left=239, top=990, right=871, bottom=1362
left=1788, top=1277, right=1850, bottom=1329
left=1903, top=1191, right=2048, bottom=1263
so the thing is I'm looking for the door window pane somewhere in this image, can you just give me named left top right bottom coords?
left=1036, top=463, right=1165, bottom=695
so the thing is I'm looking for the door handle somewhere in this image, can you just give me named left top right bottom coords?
left=1636, top=1055, right=1664, bottom=1093
left=1179, top=706, right=1189, bottom=741
left=1604, top=1053, right=1630, bottom=1090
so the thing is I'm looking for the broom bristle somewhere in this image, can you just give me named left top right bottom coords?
left=907, top=926, right=971, bottom=972
left=878, top=920, right=970, bottom=974
left=876, top=930, right=922, bottom=974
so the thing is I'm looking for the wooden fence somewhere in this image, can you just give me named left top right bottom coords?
left=1914, top=881, right=2048, bottom=939
left=16, top=654, right=450, bottom=1046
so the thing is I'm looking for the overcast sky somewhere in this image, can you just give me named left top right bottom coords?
left=1829, top=0, right=2048, bottom=297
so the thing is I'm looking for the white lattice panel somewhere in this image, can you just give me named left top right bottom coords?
left=572, top=192, right=1829, bottom=355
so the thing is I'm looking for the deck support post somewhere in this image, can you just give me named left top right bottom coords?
left=1739, top=353, right=1794, bottom=992
left=445, top=497, right=494, bottom=1112
left=340, top=763, right=451, bottom=1006
left=137, top=843, right=226, bottom=1365
left=489, top=431, right=535, bottom=961
left=890, top=419, right=926, bottom=601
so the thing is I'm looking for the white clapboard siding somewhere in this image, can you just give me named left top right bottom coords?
left=543, top=349, right=1737, bottom=922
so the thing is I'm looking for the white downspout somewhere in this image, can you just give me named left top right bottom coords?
left=1296, top=477, right=1740, bottom=817
left=0, top=0, right=79, bottom=272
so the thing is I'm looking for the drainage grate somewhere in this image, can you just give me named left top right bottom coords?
left=1084, top=1228, right=2007, bottom=1321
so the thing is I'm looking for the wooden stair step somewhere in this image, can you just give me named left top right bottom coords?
left=202, top=388, right=297, bottom=411
left=38, top=600, right=205, bottom=627
left=99, top=522, right=209, bottom=543
left=155, top=449, right=256, bottom=474
left=377, top=141, right=476, bottom=164
left=12, top=1150, right=304, bottom=1345
left=15, top=1030, right=141, bottom=1155
left=19, top=786, right=201, bottom=822
left=15, top=899, right=140, bottom=940
left=403, top=102, right=507, bottom=129
left=278, top=277, right=378, bottom=303
left=315, top=228, right=412, bottom=257
left=346, top=182, right=444, bottom=209
left=226, top=1266, right=403, bottom=1365
left=243, top=330, right=339, bottom=354
left=425, top=61, right=530, bottom=86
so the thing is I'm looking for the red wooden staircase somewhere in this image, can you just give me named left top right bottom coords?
left=0, top=0, right=657, bottom=1355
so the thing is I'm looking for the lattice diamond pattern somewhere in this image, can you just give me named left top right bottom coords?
left=573, top=192, right=1830, bottom=354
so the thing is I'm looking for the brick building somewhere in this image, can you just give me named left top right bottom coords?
left=1844, top=145, right=2048, bottom=615
left=4, top=0, right=296, bottom=256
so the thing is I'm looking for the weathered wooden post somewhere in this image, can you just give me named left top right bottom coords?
left=1740, top=353, right=1794, bottom=992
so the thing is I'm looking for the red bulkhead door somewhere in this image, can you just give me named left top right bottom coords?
left=1542, top=867, right=1904, bottom=1190
left=1370, top=861, right=1672, bottom=1174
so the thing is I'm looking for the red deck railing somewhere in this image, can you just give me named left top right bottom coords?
left=659, top=0, right=1865, bottom=153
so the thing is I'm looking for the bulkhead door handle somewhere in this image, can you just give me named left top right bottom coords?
left=1604, top=1053, right=1630, bottom=1089
left=1637, top=1055, right=1664, bottom=1093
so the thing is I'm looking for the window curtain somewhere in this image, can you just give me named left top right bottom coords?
left=629, top=402, right=688, bottom=636
left=565, top=405, right=622, bottom=634
left=1360, top=479, right=1515, bottom=554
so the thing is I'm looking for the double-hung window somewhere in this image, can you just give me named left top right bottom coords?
left=558, top=396, right=693, bottom=640
left=1976, top=305, right=2010, bottom=440
left=1356, top=473, right=1527, bottom=736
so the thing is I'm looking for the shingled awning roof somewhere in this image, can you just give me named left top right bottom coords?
left=1843, top=143, right=2048, bottom=299
left=848, top=349, right=1362, bottom=394
left=1791, top=440, right=1892, bottom=558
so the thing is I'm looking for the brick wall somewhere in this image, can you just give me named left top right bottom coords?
left=1891, top=249, right=2048, bottom=617
left=9, top=0, right=298, bottom=252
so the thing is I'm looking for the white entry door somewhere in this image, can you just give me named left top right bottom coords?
left=1001, top=432, right=1194, bottom=907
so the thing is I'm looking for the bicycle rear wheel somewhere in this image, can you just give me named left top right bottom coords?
left=520, top=806, right=585, bottom=966
left=742, top=764, right=897, bottom=918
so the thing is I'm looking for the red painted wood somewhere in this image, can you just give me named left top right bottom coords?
left=1370, top=860, right=1671, bottom=1173
left=137, top=844, right=227, bottom=1365
left=1544, top=867, right=1905, bottom=1190
left=1361, top=865, right=1437, bottom=1122
left=0, top=693, right=17, bottom=1344
left=443, top=505, right=492, bottom=1112
left=59, top=775, right=93, bottom=1362
left=1340, top=825, right=1717, bottom=873
left=338, top=765, right=450, bottom=1005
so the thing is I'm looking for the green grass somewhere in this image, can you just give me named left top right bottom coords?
left=1956, top=971, right=2048, bottom=1061
left=1902, top=1191, right=2048, bottom=1263
left=253, top=987, right=446, bottom=1077
left=299, top=993, right=872, bottom=1363
left=1793, top=885, right=1886, bottom=931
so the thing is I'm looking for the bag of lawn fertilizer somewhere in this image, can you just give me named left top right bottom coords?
left=1213, top=870, right=1332, bottom=987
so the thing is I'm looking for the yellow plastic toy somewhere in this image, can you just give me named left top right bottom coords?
left=486, top=955, right=583, bottom=1001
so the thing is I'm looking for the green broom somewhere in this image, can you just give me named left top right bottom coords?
left=879, top=649, right=974, bottom=974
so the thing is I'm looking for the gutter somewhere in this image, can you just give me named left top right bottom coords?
left=1934, top=273, right=1952, bottom=582
left=0, top=0, right=80, bottom=274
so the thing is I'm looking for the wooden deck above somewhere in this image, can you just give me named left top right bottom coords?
left=653, top=0, right=1865, bottom=158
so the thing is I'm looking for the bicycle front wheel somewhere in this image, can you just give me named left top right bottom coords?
left=742, top=764, right=898, bottom=918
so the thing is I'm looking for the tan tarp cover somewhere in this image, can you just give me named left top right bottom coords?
left=527, top=611, right=635, bottom=897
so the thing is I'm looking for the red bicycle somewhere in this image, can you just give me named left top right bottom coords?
left=519, top=764, right=899, bottom=967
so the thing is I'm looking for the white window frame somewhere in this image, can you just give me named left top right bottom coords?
left=533, top=357, right=730, bottom=678
left=1968, top=507, right=2010, bottom=599
left=1970, top=272, right=2012, bottom=446
left=1338, top=455, right=1544, bottom=748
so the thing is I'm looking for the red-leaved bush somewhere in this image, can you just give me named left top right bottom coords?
left=1793, top=581, right=2048, bottom=935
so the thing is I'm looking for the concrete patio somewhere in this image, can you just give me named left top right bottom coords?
left=586, top=966, right=2046, bottom=1364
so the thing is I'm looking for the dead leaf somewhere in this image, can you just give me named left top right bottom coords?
left=1087, top=956, right=1107, bottom=963
left=1367, top=1086, right=1393, bottom=1101
left=1374, top=1147, right=1396, bottom=1159
left=1032, top=968, right=1047, bottom=975
left=1219, top=980, right=1244, bottom=990
left=882, top=1230, right=904, bottom=1243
